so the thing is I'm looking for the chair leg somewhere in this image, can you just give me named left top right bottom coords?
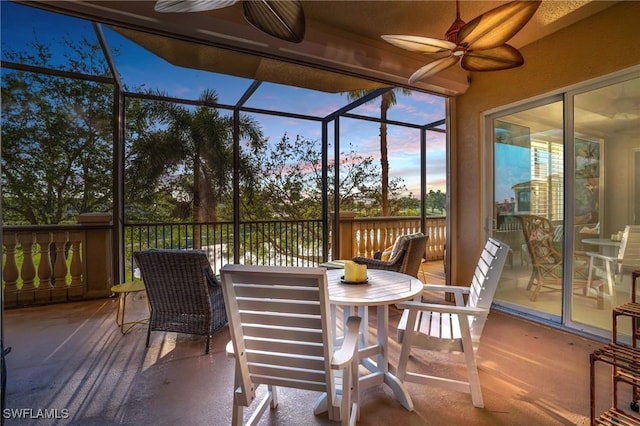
left=604, top=260, right=616, bottom=306
left=270, top=385, right=278, bottom=408
left=338, top=365, right=351, bottom=426
left=531, top=278, right=543, bottom=302
left=526, top=269, right=536, bottom=291
left=145, top=325, right=152, bottom=348
left=462, top=341, right=483, bottom=407
left=396, top=309, right=419, bottom=381
left=231, top=401, right=243, bottom=426
left=587, top=256, right=595, bottom=293
left=231, top=364, right=243, bottom=426
left=352, top=349, right=360, bottom=421
left=460, top=315, right=484, bottom=408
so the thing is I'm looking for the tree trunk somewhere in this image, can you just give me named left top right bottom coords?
left=380, top=93, right=391, bottom=216
left=193, top=152, right=203, bottom=250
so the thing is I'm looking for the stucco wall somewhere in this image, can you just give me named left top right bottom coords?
left=451, top=1, right=640, bottom=284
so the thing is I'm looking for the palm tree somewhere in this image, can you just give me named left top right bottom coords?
left=346, top=88, right=411, bottom=216
left=130, top=89, right=264, bottom=246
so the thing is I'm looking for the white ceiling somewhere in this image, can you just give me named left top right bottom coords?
left=28, top=1, right=620, bottom=95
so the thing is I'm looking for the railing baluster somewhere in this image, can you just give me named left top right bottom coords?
left=17, top=232, right=36, bottom=305
left=68, top=231, right=84, bottom=299
left=52, top=231, right=69, bottom=301
left=36, top=232, right=53, bottom=303
left=3, top=232, right=19, bottom=307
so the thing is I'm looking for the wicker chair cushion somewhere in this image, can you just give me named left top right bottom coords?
left=380, top=246, right=394, bottom=261
left=528, top=227, right=557, bottom=263
left=390, top=235, right=408, bottom=259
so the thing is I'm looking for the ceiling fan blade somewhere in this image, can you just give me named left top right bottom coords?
left=458, top=1, right=541, bottom=50
left=154, top=0, right=237, bottom=13
left=461, top=45, right=524, bottom=72
left=381, top=35, right=455, bottom=54
left=409, top=56, right=460, bottom=84
left=242, top=0, right=305, bottom=43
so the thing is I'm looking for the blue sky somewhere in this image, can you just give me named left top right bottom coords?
left=494, top=144, right=531, bottom=202
left=1, top=1, right=447, bottom=195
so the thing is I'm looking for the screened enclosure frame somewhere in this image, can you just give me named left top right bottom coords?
left=1, top=18, right=446, bottom=284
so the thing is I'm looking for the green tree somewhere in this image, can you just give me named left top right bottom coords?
left=345, top=88, right=412, bottom=216
left=426, top=189, right=446, bottom=214
left=127, top=89, right=265, bottom=226
left=243, top=133, right=408, bottom=220
left=1, top=38, right=114, bottom=224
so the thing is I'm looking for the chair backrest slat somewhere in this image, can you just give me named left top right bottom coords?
left=466, top=238, right=509, bottom=340
left=242, top=324, right=324, bottom=343
left=620, top=225, right=640, bottom=270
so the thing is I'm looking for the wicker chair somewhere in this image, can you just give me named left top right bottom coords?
left=352, top=232, right=429, bottom=278
left=133, top=249, right=227, bottom=353
left=517, top=215, right=602, bottom=307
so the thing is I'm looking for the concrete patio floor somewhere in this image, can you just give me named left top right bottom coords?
left=2, top=275, right=634, bottom=425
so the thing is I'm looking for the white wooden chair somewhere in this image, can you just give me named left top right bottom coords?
left=587, top=225, right=640, bottom=304
left=395, top=238, right=509, bottom=408
left=220, top=265, right=361, bottom=426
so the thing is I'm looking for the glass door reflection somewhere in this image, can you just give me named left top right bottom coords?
left=492, top=100, right=564, bottom=321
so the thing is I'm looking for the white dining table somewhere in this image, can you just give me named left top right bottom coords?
left=324, top=268, right=423, bottom=412
left=582, top=238, right=621, bottom=257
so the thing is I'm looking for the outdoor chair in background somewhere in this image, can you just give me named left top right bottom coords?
left=587, top=225, right=640, bottom=305
left=220, top=264, right=361, bottom=426
left=517, top=214, right=600, bottom=306
left=352, top=232, right=429, bottom=278
left=395, top=238, right=509, bottom=408
left=133, top=249, right=227, bottom=354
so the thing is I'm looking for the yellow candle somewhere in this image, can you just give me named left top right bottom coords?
left=344, top=260, right=367, bottom=282
left=354, top=263, right=367, bottom=281
left=344, top=260, right=356, bottom=282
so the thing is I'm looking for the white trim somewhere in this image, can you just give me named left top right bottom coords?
left=632, top=149, right=640, bottom=225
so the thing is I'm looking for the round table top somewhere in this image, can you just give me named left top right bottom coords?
left=582, top=238, right=621, bottom=247
left=326, top=268, right=423, bottom=306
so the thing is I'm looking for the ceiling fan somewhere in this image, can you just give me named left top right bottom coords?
left=154, top=0, right=305, bottom=43
left=382, top=0, right=541, bottom=84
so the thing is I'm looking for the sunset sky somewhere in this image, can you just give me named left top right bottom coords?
left=1, top=1, right=447, bottom=196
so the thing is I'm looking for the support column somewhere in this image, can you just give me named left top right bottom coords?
left=79, top=213, right=113, bottom=298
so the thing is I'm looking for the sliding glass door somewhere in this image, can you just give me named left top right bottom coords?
left=489, top=70, right=640, bottom=337
left=570, top=76, right=640, bottom=335
left=491, top=99, right=564, bottom=321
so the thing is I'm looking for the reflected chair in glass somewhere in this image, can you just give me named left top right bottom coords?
left=395, top=238, right=509, bottom=408
left=133, top=249, right=227, bottom=354
left=587, top=225, right=640, bottom=305
left=517, top=214, right=601, bottom=306
left=220, top=265, right=361, bottom=426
